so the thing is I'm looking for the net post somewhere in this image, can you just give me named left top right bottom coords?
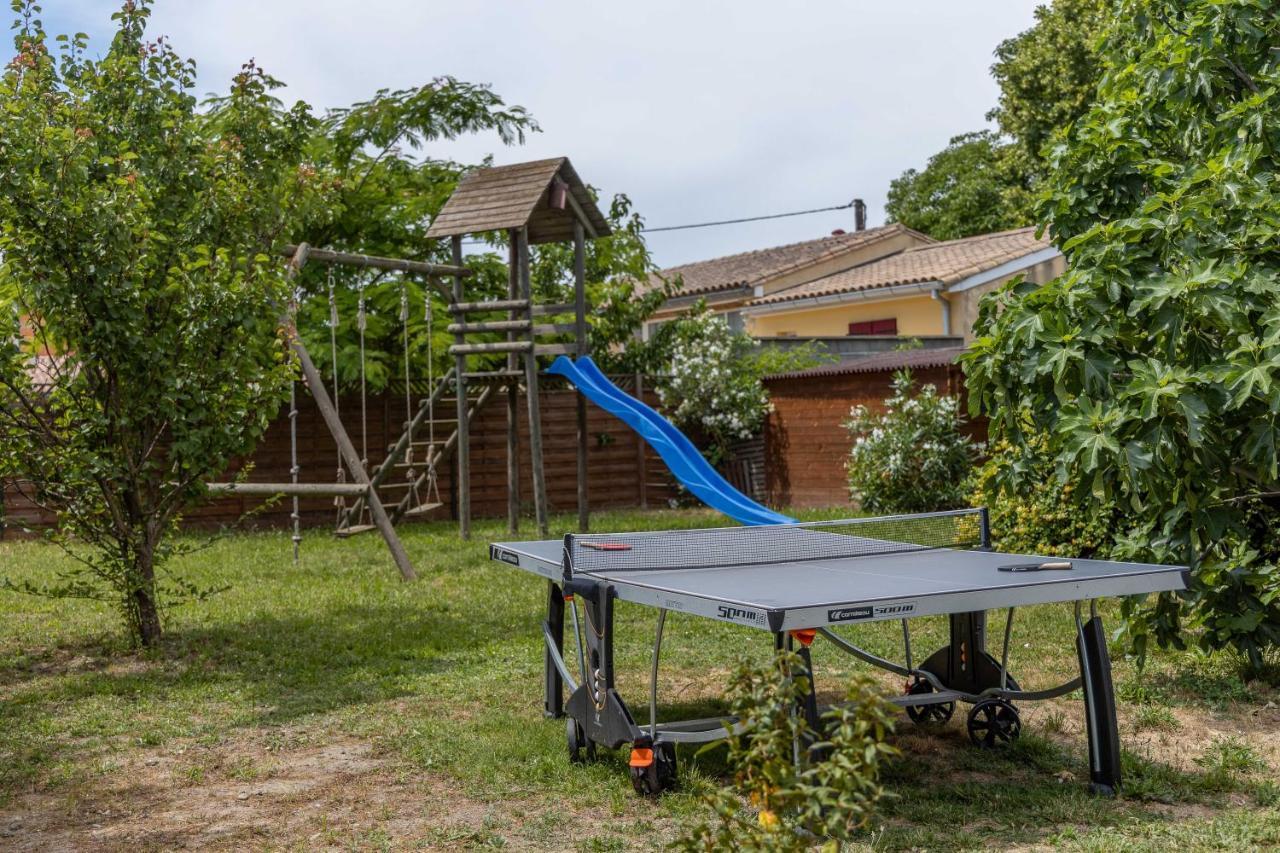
left=978, top=507, right=992, bottom=550
left=561, top=532, right=575, bottom=582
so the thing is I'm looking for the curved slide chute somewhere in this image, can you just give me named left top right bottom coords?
left=548, top=356, right=795, bottom=526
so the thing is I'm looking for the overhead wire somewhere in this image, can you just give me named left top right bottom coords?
left=640, top=199, right=859, bottom=233
left=457, top=198, right=860, bottom=245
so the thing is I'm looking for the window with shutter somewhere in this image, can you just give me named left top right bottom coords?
left=848, top=318, right=897, bottom=336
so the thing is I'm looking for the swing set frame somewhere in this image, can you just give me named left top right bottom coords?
left=207, top=156, right=610, bottom=581
left=207, top=242, right=467, bottom=582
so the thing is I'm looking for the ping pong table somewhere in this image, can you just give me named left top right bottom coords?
left=489, top=508, right=1187, bottom=796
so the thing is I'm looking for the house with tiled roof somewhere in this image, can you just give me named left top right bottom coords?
left=645, top=224, right=1062, bottom=344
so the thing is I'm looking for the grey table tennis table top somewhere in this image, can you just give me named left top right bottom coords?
left=490, top=522, right=1188, bottom=633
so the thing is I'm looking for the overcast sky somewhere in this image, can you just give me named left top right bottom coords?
left=33, top=1, right=1043, bottom=268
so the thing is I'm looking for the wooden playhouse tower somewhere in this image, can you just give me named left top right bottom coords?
left=425, top=157, right=611, bottom=539
left=211, top=158, right=608, bottom=578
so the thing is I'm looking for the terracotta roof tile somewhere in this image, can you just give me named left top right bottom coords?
left=751, top=227, right=1052, bottom=306
left=645, top=223, right=930, bottom=297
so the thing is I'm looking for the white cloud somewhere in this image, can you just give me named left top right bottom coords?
left=36, top=1, right=1042, bottom=266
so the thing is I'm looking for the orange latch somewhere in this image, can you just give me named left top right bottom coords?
left=790, top=628, right=816, bottom=647
left=629, top=747, right=654, bottom=768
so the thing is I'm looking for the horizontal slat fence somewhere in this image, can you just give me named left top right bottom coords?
left=2, top=378, right=677, bottom=537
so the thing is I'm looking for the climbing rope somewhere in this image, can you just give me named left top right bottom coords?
left=328, top=265, right=348, bottom=525
left=401, top=282, right=414, bottom=467
left=288, top=284, right=303, bottom=562
left=357, top=282, right=369, bottom=472
left=401, top=281, right=421, bottom=507
left=402, top=282, right=441, bottom=514
left=423, top=292, right=441, bottom=508
left=352, top=280, right=372, bottom=529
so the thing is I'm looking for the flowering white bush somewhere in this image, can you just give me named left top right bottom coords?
left=845, top=370, right=976, bottom=513
left=656, top=310, right=770, bottom=461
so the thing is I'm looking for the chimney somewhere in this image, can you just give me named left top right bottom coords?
left=854, top=199, right=867, bottom=231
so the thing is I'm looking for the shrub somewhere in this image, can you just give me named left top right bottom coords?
left=845, top=370, right=976, bottom=514
left=655, top=306, right=826, bottom=464
left=675, top=650, right=897, bottom=852
left=972, top=435, right=1118, bottom=557
left=961, top=0, right=1280, bottom=673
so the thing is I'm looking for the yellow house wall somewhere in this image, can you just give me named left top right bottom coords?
left=746, top=294, right=946, bottom=338
left=950, top=254, right=1065, bottom=341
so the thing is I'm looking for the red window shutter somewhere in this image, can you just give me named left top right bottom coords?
left=848, top=319, right=897, bottom=336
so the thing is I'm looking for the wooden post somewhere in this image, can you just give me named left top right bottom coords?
left=635, top=371, right=648, bottom=509
left=451, top=235, right=471, bottom=540
left=519, top=228, right=550, bottom=538
left=573, top=220, right=589, bottom=533
left=506, top=231, right=521, bottom=534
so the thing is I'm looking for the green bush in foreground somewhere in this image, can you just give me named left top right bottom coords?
left=845, top=370, right=976, bottom=514
left=676, top=650, right=897, bottom=852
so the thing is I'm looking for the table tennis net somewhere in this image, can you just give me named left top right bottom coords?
left=567, top=509, right=987, bottom=574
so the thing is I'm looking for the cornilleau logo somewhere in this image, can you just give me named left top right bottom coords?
left=829, top=603, right=915, bottom=622
left=492, top=547, right=520, bottom=566
left=717, top=605, right=765, bottom=625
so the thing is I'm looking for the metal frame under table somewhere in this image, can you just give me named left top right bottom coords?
left=489, top=508, right=1187, bottom=796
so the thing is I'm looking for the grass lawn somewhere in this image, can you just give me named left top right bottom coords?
left=1, top=507, right=1277, bottom=851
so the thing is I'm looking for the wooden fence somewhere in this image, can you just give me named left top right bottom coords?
left=762, top=358, right=985, bottom=508
left=1, top=378, right=677, bottom=538
left=2, top=360, right=989, bottom=535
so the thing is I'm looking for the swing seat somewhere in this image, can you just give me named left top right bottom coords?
left=334, top=523, right=379, bottom=538
left=402, top=501, right=445, bottom=518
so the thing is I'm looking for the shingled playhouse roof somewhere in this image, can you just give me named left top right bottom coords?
left=425, top=157, right=611, bottom=245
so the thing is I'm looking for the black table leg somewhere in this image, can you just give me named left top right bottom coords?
left=545, top=580, right=565, bottom=719
left=1076, top=611, right=1122, bottom=795
left=795, top=639, right=821, bottom=734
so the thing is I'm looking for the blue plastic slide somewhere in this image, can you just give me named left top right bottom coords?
left=548, top=356, right=795, bottom=526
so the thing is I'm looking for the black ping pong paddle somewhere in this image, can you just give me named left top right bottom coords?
left=998, top=561, right=1073, bottom=572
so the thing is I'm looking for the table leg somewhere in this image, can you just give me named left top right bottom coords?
left=544, top=580, right=565, bottom=719
left=795, top=643, right=821, bottom=734
left=1076, top=602, right=1122, bottom=795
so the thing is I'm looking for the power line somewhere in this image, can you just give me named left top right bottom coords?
left=641, top=199, right=859, bottom=234
left=456, top=197, right=863, bottom=245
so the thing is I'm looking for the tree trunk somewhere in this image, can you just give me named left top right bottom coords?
left=132, top=544, right=163, bottom=647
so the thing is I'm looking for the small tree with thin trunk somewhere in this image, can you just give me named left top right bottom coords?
left=0, top=1, right=313, bottom=646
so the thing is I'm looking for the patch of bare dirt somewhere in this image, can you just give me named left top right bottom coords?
left=1122, top=703, right=1280, bottom=775
left=0, top=733, right=526, bottom=851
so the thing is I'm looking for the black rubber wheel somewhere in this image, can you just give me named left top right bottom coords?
left=629, top=741, right=677, bottom=796
left=566, top=718, right=594, bottom=764
left=905, top=677, right=955, bottom=725
left=967, top=698, right=1021, bottom=748
left=656, top=741, right=677, bottom=790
